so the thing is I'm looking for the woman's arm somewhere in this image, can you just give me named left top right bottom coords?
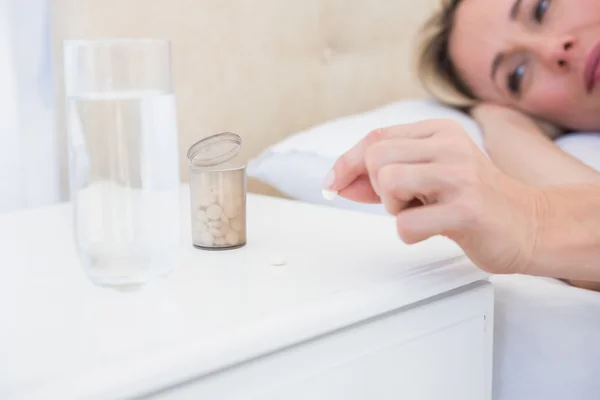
left=530, top=184, right=600, bottom=283
left=472, top=104, right=600, bottom=290
left=472, top=105, right=600, bottom=186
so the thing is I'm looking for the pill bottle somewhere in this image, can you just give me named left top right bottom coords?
left=187, top=132, right=247, bottom=250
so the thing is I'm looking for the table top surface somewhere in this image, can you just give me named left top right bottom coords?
left=0, top=186, right=486, bottom=399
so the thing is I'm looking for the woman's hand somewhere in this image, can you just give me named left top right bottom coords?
left=323, top=119, right=545, bottom=275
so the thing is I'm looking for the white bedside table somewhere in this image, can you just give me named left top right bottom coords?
left=0, top=186, right=493, bottom=400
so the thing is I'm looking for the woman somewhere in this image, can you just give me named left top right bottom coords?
left=323, top=0, right=600, bottom=291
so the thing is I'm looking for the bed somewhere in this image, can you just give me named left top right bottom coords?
left=50, top=0, right=600, bottom=399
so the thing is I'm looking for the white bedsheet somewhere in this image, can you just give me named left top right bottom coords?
left=490, top=274, right=600, bottom=400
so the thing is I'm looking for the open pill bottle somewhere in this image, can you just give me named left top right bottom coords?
left=187, top=132, right=247, bottom=250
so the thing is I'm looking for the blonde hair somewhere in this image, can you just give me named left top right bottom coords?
left=417, top=0, right=477, bottom=110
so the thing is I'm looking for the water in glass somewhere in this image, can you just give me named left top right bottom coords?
left=66, top=82, right=181, bottom=289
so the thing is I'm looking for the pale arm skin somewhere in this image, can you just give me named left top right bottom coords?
left=472, top=104, right=600, bottom=290
left=531, top=184, right=600, bottom=284
left=473, top=105, right=600, bottom=186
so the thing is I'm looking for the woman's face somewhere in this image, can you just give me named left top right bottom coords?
left=449, top=0, right=600, bottom=130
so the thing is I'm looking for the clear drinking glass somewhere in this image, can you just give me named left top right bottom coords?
left=63, top=39, right=181, bottom=290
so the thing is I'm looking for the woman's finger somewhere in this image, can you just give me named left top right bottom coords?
left=337, top=175, right=381, bottom=203
left=375, top=164, right=452, bottom=213
left=324, top=123, right=436, bottom=193
left=322, top=128, right=395, bottom=193
left=365, top=137, right=437, bottom=196
left=335, top=162, right=451, bottom=206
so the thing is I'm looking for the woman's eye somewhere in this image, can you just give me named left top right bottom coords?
left=534, top=0, right=550, bottom=22
left=508, top=65, right=526, bottom=95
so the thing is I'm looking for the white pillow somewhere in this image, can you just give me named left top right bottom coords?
left=266, top=99, right=484, bottom=159
left=555, top=132, right=600, bottom=171
left=248, top=99, right=600, bottom=213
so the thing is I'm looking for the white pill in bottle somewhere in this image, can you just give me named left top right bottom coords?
left=187, top=132, right=247, bottom=250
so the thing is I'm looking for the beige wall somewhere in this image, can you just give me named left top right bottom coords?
left=50, top=0, right=440, bottom=196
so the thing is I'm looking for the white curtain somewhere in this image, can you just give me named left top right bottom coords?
left=0, top=0, right=60, bottom=213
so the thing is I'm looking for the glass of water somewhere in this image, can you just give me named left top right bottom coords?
left=63, top=39, right=181, bottom=290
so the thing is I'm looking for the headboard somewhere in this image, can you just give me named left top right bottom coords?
left=50, top=0, right=441, bottom=197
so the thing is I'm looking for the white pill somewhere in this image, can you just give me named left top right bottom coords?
left=225, top=230, right=240, bottom=245
left=206, top=204, right=222, bottom=220
left=322, top=189, right=337, bottom=201
left=207, top=220, right=222, bottom=228
left=199, top=231, right=214, bottom=245
left=219, top=223, right=230, bottom=235
left=209, top=227, right=224, bottom=237
left=221, top=213, right=229, bottom=225
left=197, top=193, right=217, bottom=208
left=195, top=209, right=208, bottom=223
left=193, top=223, right=208, bottom=236
left=270, top=255, right=286, bottom=266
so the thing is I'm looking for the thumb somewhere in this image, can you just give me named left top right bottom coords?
left=337, top=175, right=381, bottom=203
